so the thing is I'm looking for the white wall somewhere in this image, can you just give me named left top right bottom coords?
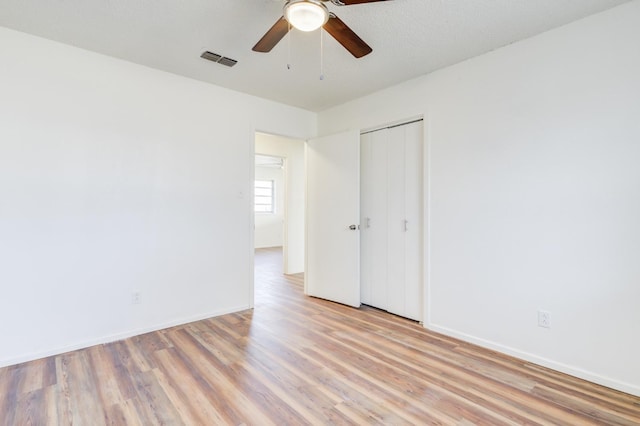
left=254, top=164, right=284, bottom=249
left=0, top=26, right=315, bottom=367
left=318, top=1, right=640, bottom=396
left=255, top=133, right=305, bottom=274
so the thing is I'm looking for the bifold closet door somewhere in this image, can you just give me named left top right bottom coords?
left=360, top=132, right=373, bottom=306
left=386, top=126, right=406, bottom=317
left=360, top=121, right=423, bottom=321
left=388, top=122, right=422, bottom=321
left=360, top=130, right=388, bottom=309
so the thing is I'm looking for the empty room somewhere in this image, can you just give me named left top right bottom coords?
left=1, top=0, right=639, bottom=424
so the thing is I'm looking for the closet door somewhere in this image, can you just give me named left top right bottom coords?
left=360, top=133, right=374, bottom=305
left=360, top=130, right=388, bottom=309
left=360, top=120, right=422, bottom=322
left=403, top=121, right=423, bottom=320
left=377, top=121, right=423, bottom=322
left=386, top=126, right=407, bottom=317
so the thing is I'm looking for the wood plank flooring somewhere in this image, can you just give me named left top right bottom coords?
left=1, top=246, right=639, bottom=425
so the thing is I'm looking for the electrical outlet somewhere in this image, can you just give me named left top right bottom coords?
left=132, top=291, right=141, bottom=305
left=538, top=310, right=551, bottom=328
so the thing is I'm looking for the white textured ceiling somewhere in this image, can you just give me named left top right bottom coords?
left=0, top=0, right=630, bottom=112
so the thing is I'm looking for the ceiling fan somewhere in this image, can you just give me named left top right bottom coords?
left=252, top=0, right=391, bottom=59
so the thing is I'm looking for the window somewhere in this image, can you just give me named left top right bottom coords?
left=254, top=180, right=275, bottom=213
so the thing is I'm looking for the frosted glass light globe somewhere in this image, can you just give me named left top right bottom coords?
left=285, top=0, right=329, bottom=32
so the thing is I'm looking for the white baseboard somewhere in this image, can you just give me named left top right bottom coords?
left=426, top=322, right=640, bottom=397
left=0, top=304, right=251, bottom=369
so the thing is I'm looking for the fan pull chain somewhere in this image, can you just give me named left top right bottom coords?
left=319, top=28, right=324, bottom=80
left=287, top=22, right=292, bottom=70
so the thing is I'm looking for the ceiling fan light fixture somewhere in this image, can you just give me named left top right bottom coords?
left=284, top=0, right=329, bottom=32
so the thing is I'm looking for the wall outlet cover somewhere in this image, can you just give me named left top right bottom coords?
left=538, top=310, right=551, bottom=328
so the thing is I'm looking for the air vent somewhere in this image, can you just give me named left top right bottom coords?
left=217, top=57, right=237, bottom=67
left=200, top=51, right=237, bottom=67
left=201, top=51, right=222, bottom=62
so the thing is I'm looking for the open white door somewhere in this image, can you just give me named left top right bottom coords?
left=305, top=130, right=361, bottom=308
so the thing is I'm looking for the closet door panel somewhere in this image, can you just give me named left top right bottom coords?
left=360, top=133, right=374, bottom=305
left=386, top=126, right=407, bottom=317
left=369, top=130, right=389, bottom=309
left=404, top=121, right=423, bottom=321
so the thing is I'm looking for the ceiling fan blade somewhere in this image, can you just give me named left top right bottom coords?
left=335, top=0, right=391, bottom=5
left=323, top=14, right=372, bottom=58
left=252, top=17, right=289, bottom=53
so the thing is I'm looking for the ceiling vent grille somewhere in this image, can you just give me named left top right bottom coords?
left=200, top=51, right=237, bottom=67
left=217, top=57, right=238, bottom=67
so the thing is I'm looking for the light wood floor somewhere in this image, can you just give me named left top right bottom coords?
left=1, top=246, right=639, bottom=425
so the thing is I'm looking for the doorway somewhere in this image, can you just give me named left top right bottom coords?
left=253, top=132, right=306, bottom=303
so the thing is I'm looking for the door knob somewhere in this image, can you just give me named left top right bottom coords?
left=349, top=224, right=357, bottom=230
